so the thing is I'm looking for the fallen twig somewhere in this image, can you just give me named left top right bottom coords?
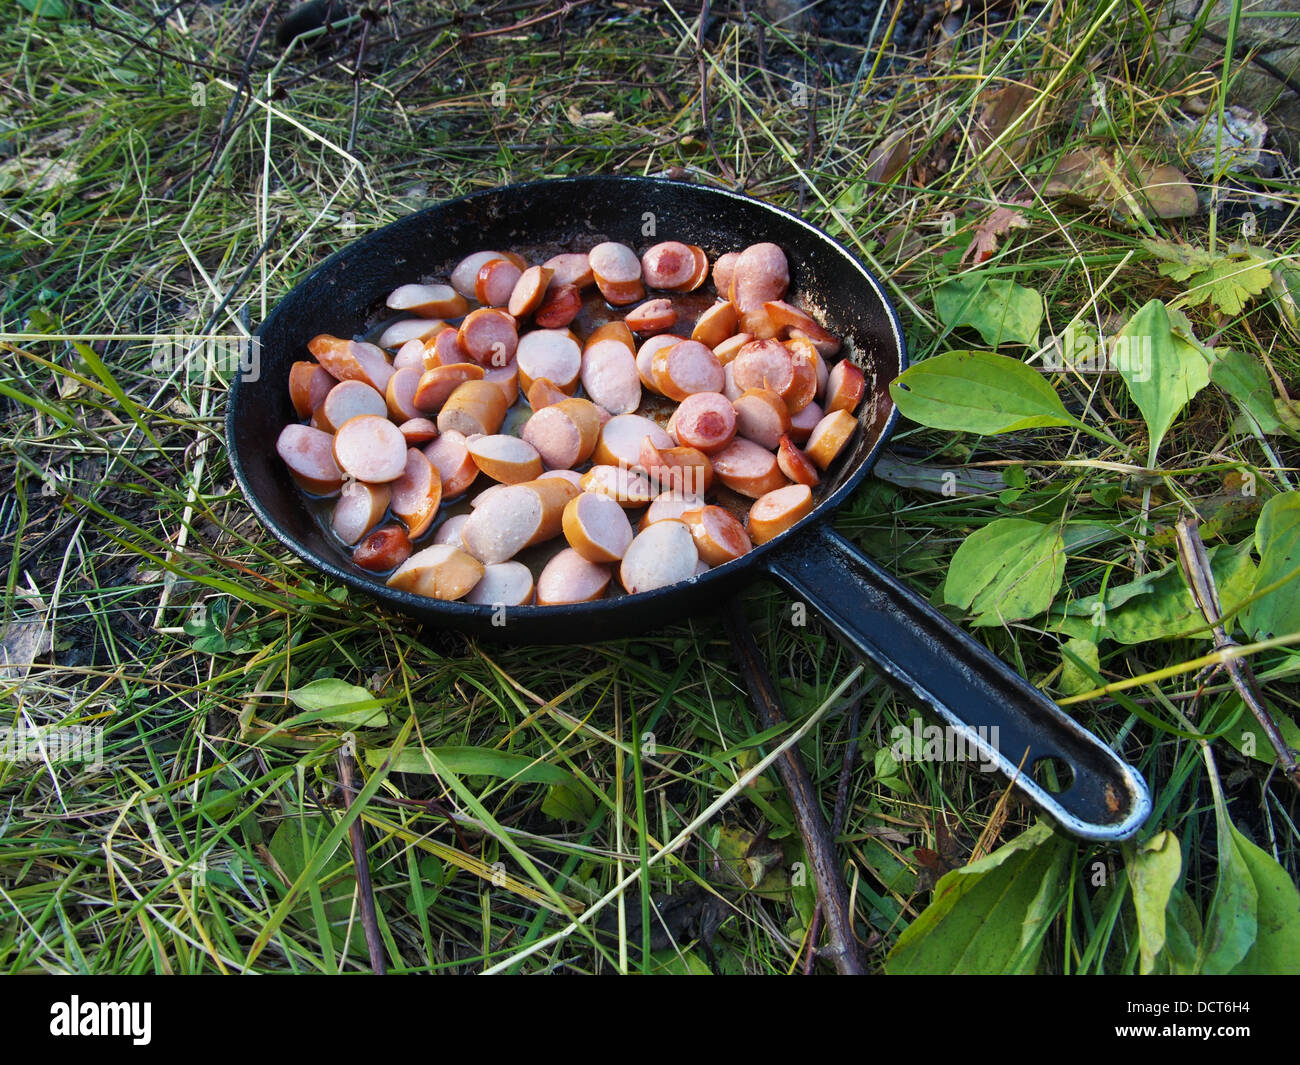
left=338, top=740, right=387, bottom=974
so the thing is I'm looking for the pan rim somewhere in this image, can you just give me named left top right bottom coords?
left=227, top=175, right=907, bottom=623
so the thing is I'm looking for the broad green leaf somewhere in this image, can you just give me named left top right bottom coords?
left=1212, top=697, right=1300, bottom=766
left=1116, top=299, right=1211, bottom=464
left=1054, top=540, right=1256, bottom=644
left=886, top=821, right=1070, bottom=974
left=268, top=816, right=358, bottom=951
left=1229, top=827, right=1300, bottom=974
left=1210, top=348, right=1281, bottom=432
left=1128, top=831, right=1182, bottom=975
left=889, top=350, right=1078, bottom=436
left=1058, top=636, right=1100, bottom=696
left=1163, top=885, right=1202, bottom=974
left=1242, top=492, right=1300, bottom=640
left=934, top=275, right=1044, bottom=347
left=283, top=678, right=389, bottom=728
left=364, top=744, right=573, bottom=785
left=1143, top=239, right=1275, bottom=317
left=541, top=780, right=596, bottom=824
left=18, top=0, right=71, bottom=17
left=943, top=518, right=1065, bottom=626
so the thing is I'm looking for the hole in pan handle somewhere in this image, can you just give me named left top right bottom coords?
left=764, top=522, right=1153, bottom=842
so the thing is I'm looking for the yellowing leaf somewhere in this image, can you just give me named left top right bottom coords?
left=1128, top=831, right=1183, bottom=975
left=1143, top=239, right=1274, bottom=317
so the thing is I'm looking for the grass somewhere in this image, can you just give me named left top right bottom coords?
left=0, top=0, right=1297, bottom=974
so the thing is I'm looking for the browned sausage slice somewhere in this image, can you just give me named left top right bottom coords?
left=639, top=440, right=713, bottom=498
left=386, top=544, right=484, bottom=601
left=466, top=561, right=536, bottom=606
left=451, top=251, right=508, bottom=298
left=385, top=367, right=424, bottom=424
left=825, top=359, right=866, bottom=415
left=624, top=298, right=677, bottom=335
left=635, top=333, right=686, bottom=392
left=525, top=377, right=570, bottom=410
left=333, top=415, right=409, bottom=483
left=690, top=301, right=739, bottom=349
left=458, top=307, right=519, bottom=367
left=542, top=253, right=595, bottom=289
left=733, top=387, right=792, bottom=450
left=277, top=424, right=345, bottom=494
left=782, top=348, right=819, bottom=414
left=331, top=480, right=391, bottom=545
left=731, top=243, right=789, bottom=337
left=483, top=358, right=520, bottom=406
left=747, top=484, right=814, bottom=544
left=467, top=434, right=544, bottom=484
left=475, top=258, right=523, bottom=308
left=521, top=397, right=600, bottom=469
left=535, top=549, right=612, bottom=605
left=672, top=392, right=737, bottom=453
left=393, top=338, right=433, bottom=373
left=353, top=525, right=412, bottom=572
left=764, top=299, right=841, bottom=355
left=711, top=251, right=740, bottom=296
left=679, top=505, right=753, bottom=565
left=562, top=491, right=635, bottom=562
left=398, top=417, right=438, bottom=446
left=584, top=320, right=635, bottom=353
left=533, top=282, right=582, bottom=329
left=713, top=332, right=752, bottom=365
left=432, top=327, right=470, bottom=368
left=619, top=520, right=699, bottom=594
left=641, top=242, right=697, bottom=290
left=581, top=339, right=642, bottom=415
left=386, top=283, right=468, bottom=319
left=516, top=329, right=582, bottom=394
left=378, top=318, right=445, bottom=350
left=731, top=339, right=793, bottom=395
left=711, top=437, right=788, bottom=498
left=804, top=409, right=857, bottom=471
left=788, top=399, right=823, bottom=444
left=424, top=429, right=479, bottom=498
left=308, top=335, right=394, bottom=394
left=390, top=449, right=442, bottom=538
left=507, top=265, right=554, bottom=318
left=289, top=361, right=336, bottom=418
left=776, top=434, right=820, bottom=486
left=413, top=363, right=485, bottom=413
left=461, top=478, right=577, bottom=563
left=589, top=241, right=644, bottom=306
left=436, top=379, right=509, bottom=437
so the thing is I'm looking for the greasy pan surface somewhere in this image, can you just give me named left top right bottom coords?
left=228, top=176, right=904, bottom=640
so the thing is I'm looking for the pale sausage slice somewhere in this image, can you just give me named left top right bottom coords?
left=804, top=409, right=857, bottom=471
left=638, top=490, right=706, bottom=530
left=466, top=561, right=536, bottom=607
left=507, top=265, right=554, bottom=318
left=399, top=417, right=439, bottom=446
left=437, top=379, right=508, bottom=437
left=589, top=241, right=644, bottom=305
left=680, top=505, right=753, bottom=565
left=390, top=448, right=442, bottom=537
left=451, top=251, right=508, bottom=298
left=378, top=318, right=444, bottom=350
left=788, top=399, right=823, bottom=444
left=825, top=360, right=866, bottom=414
left=308, top=335, right=393, bottom=394
left=711, top=437, right=787, bottom=498
left=414, top=362, right=485, bottom=413
left=386, top=283, right=468, bottom=319
left=533, top=282, right=582, bottom=329
left=432, top=327, right=470, bottom=367
left=730, top=242, right=789, bottom=337
left=433, top=512, right=470, bottom=547
left=466, top=434, right=543, bottom=484
left=580, top=464, right=656, bottom=508
left=624, top=298, right=677, bottom=335
left=652, top=339, right=725, bottom=401
left=475, top=258, right=523, bottom=308
left=619, top=520, right=699, bottom=594
left=581, top=339, right=642, bottom=415
left=521, top=397, right=600, bottom=469
left=483, top=359, right=520, bottom=406
left=537, top=468, right=584, bottom=490
left=592, top=413, right=673, bottom=469
left=277, top=424, right=345, bottom=494
left=712, top=251, right=740, bottom=296
left=777, top=435, right=820, bottom=486
left=458, top=307, right=518, bottom=367
left=584, top=320, right=635, bottom=353
left=393, top=338, right=433, bottom=372
left=331, top=480, right=391, bottom=545
left=424, top=429, right=479, bottom=498
left=641, top=242, right=697, bottom=290
left=289, top=361, right=336, bottom=418
left=691, top=301, right=738, bottom=348
left=639, top=440, right=713, bottom=497
left=562, top=491, right=635, bottom=563
left=319, top=379, right=387, bottom=433
left=635, top=334, right=686, bottom=393
left=353, top=525, right=412, bottom=572
left=543, top=253, right=594, bottom=289
left=535, top=549, right=612, bottom=605
left=332, top=415, right=408, bottom=483
left=713, top=332, right=752, bottom=365
left=516, top=329, right=582, bottom=394
left=672, top=392, right=737, bottom=453
left=733, top=387, right=792, bottom=450
left=386, top=544, right=484, bottom=601
left=748, top=484, right=814, bottom=544
left=461, top=478, right=577, bottom=563
left=732, top=339, right=793, bottom=395
left=385, top=367, right=424, bottom=424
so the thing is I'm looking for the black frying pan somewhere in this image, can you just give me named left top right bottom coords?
left=226, top=176, right=1151, bottom=841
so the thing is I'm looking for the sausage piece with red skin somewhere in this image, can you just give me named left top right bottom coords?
left=353, top=525, right=412, bottom=572
left=825, top=360, right=866, bottom=415
left=804, top=409, right=857, bottom=470
left=331, top=480, right=392, bottom=545
left=640, top=242, right=697, bottom=290
left=393, top=339, right=431, bottom=373
left=730, top=243, right=789, bottom=337
left=423, top=428, right=479, bottom=499
left=458, top=307, right=518, bottom=368
left=413, top=363, right=485, bottom=414
left=543, top=253, right=595, bottom=289
left=635, top=334, right=685, bottom=393
left=332, top=415, right=409, bottom=483
left=386, top=283, right=468, bottom=319
left=535, top=549, right=612, bottom=605
left=732, top=387, right=792, bottom=450
left=385, top=544, right=484, bottom=601
left=776, top=434, right=820, bottom=487
left=533, top=282, right=582, bottom=329
left=450, top=251, right=508, bottom=299
left=763, top=299, right=841, bottom=355
left=588, top=241, right=644, bottom=305
left=482, top=358, right=520, bottom=406
left=747, top=484, right=814, bottom=545
left=317, top=379, right=387, bottom=433
left=672, top=391, right=737, bottom=453
left=385, top=368, right=424, bottom=424
left=507, top=265, right=554, bottom=318
left=436, top=379, right=509, bottom=438
left=277, top=424, right=345, bottom=494
left=679, top=505, right=752, bottom=565
left=619, top=520, right=699, bottom=594
left=465, top=561, right=536, bottom=606
left=652, top=340, right=725, bottom=401
left=475, top=259, right=523, bottom=308
left=432, top=327, right=471, bottom=368
left=390, top=448, right=443, bottom=538
left=562, top=491, right=635, bottom=563
left=522, top=397, right=601, bottom=469
left=624, top=298, right=677, bottom=335
left=711, top=437, right=788, bottom=498
left=781, top=349, right=819, bottom=414
left=289, top=361, right=336, bottom=418
left=308, top=335, right=393, bottom=394
left=690, top=301, right=738, bottom=349
left=581, top=338, right=642, bottom=415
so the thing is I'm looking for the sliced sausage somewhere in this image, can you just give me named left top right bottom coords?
left=461, top=478, right=577, bottom=563
left=652, top=339, right=725, bottom=401
left=691, top=301, right=739, bottom=349
left=672, top=392, right=736, bottom=453
left=624, top=298, right=677, bottom=335
left=635, top=333, right=686, bottom=393
left=483, top=358, right=520, bottom=406
left=393, top=337, right=433, bottom=372
left=825, top=359, right=866, bottom=415
left=451, top=251, right=508, bottom=298
left=777, top=435, right=820, bottom=487
left=562, top=491, right=635, bottom=563
left=592, top=413, right=673, bottom=469
left=579, top=464, right=656, bottom=508
left=332, top=415, right=409, bottom=483
left=638, top=490, right=706, bottom=530
left=331, top=480, right=391, bottom=545
left=433, top=512, right=470, bottom=547
left=581, top=339, right=642, bottom=415
left=639, top=440, right=713, bottom=498
left=535, top=549, right=612, bottom=605
left=584, top=320, right=635, bottom=352
left=711, top=437, right=787, bottom=498
left=458, top=307, right=518, bottom=368
left=521, top=397, right=601, bottom=469
left=467, top=434, right=543, bottom=484
left=764, top=299, right=841, bottom=355
left=432, top=327, right=471, bottom=368
left=730, top=242, right=789, bottom=337
left=317, top=379, right=387, bottom=433
left=390, top=448, right=443, bottom=538
left=386, top=283, right=468, bottom=319
left=804, top=409, right=857, bottom=471
left=526, top=377, right=570, bottom=410
left=589, top=241, right=644, bottom=305
left=533, top=282, right=582, bottom=328
left=378, top=317, right=445, bottom=350
left=289, top=361, right=336, bottom=418
left=436, top=379, right=509, bottom=437
left=386, top=544, right=484, bottom=601
left=747, top=483, right=814, bottom=545
left=711, top=251, right=740, bottom=296
left=308, top=335, right=393, bottom=394
left=424, top=428, right=479, bottom=498
left=507, top=265, right=554, bottom=318
left=516, top=329, right=582, bottom=393
left=414, top=362, right=485, bottom=413
left=788, top=399, right=823, bottom=445
left=475, top=258, right=523, bottom=308
left=466, top=561, right=536, bottom=606
left=277, top=424, right=344, bottom=494
left=619, top=520, right=699, bottom=594
left=733, top=387, right=792, bottom=450
left=384, top=367, right=424, bottom=424
left=536, top=468, right=584, bottom=490
left=679, top=505, right=753, bottom=565
left=542, top=253, right=594, bottom=289
left=641, top=241, right=697, bottom=290
left=398, top=417, right=438, bottom=446
left=683, top=245, right=710, bottom=292
left=713, top=332, right=752, bottom=365
left=352, top=525, right=412, bottom=572
left=782, top=348, right=819, bottom=414
left=789, top=326, right=841, bottom=359
left=731, top=339, right=793, bottom=395
left=723, top=361, right=742, bottom=402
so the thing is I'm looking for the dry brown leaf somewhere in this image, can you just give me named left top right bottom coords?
left=1042, top=146, right=1197, bottom=220
left=865, top=129, right=913, bottom=185
left=960, top=199, right=1031, bottom=265
left=970, top=84, right=1042, bottom=179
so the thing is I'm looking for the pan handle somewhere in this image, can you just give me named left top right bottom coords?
left=763, top=522, right=1151, bottom=842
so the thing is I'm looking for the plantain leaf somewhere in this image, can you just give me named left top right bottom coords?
left=1128, top=831, right=1183, bottom=975
left=283, top=678, right=389, bottom=728
left=364, top=745, right=574, bottom=785
left=1211, top=347, right=1281, bottom=432
left=943, top=518, right=1065, bottom=625
left=1242, top=492, right=1300, bottom=640
left=934, top=275, right=1044, bottom=347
